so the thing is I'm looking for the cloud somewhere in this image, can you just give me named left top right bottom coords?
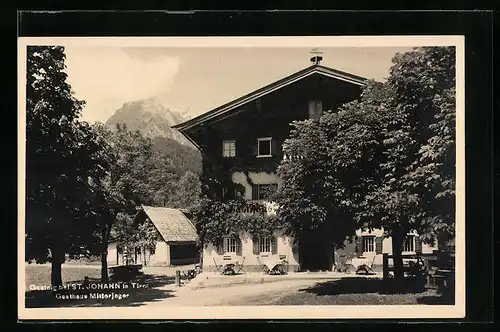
left=63, top=46, right=181, bottom=123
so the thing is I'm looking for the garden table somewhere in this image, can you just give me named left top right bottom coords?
left=260, top=256, right=287, bottom=275
left=350, top=257, right=371, bottom=270
left=221, top=260, right=238, bottom=275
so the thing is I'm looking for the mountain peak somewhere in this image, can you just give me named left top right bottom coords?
left=105, top=98, right=193, bottom=147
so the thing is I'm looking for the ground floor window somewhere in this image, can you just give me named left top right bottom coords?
left=403, top=235, right=415, bottom=252
left=362, top=236, right=375, bottom=253
left=223, top=236, right=239, bottom=254
left=253, top=236, right=277, bottom=255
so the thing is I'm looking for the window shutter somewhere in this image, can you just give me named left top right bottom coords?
left=236, top=237, right=243, bottom=256
left=253, top=140, right=258, bottom=157
left=271, top=139, right=277, bottom=157
left=251, top=185, right=259, bottom=200
left=415, top=236, right=422, bottom=254
left=355, top=236, right=362, bottom=256
left=375, top=236, right=383, bottom=254
left=216, top=241, right=224, bottom=255
left=308, top=100, right=316, bottom=118
left=271, top=237, right=278, bottom=254
left=253, top=237, right=259, bottom=255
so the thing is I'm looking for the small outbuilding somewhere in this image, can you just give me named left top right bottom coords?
left=107, top=206, right=199, bottom=267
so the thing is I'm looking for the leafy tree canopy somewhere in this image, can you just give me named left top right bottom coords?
left=275, top=46, right=456, bottom=258
left=26, top=46, right=112, bottom=265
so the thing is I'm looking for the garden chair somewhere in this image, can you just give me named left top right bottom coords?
left=278, top=254, right=289, bottom=274
left=337, top=254, right=353, bottom=273
left=257, top=256, right=271, bottom=274
left=213, top=256, right=226, bottom=275
left=233, top=256, right=246, bottom=274
left=355, top=255, right=377, bottom=275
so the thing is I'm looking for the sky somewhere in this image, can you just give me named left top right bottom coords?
left=63, top=46, right=414, bottom=124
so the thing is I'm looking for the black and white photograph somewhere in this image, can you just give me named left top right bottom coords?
left=18, top=36, right=465, bottom=320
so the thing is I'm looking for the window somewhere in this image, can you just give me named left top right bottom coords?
left=252, top=184, right=278, bottom=201
left=308, top=100, right=323, bottom=120
left=223, top=237, right=239, bottom=253
left=257, top=137, right=272, bottom=157
left=362, top=236, right=375, bottom=253
left=258, top=237, right=271, bottom=253
left=222, top=187, right=241, bottom=200
left=222, top=140, right=236, bottom=158
left=403, top=235, right=415, bottom=252
left=254, top=236, right=277, bottom=254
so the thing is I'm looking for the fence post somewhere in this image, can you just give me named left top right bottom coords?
left=175, top=270, right=181, bottom=286
left=382, top=253, right=389, bottom=281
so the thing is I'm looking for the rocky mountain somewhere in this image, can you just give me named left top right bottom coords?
left=105, top=98, right=202, bottom=176
left=105, top=98, right=193, bottom=147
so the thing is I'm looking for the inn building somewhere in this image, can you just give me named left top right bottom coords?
left=173, top=57, right=437, bottom=272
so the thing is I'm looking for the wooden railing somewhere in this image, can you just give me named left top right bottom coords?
left=382, top=252, right=435, bottom=280
left=382, top=252, right=455, bottom=292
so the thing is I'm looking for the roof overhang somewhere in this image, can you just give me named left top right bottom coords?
left=172, top=64, right=368, bottom=133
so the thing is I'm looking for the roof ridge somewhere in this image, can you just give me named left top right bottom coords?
left=139, top=206, right=198, bottom=243
left=172, top=64, right=367, bottom=132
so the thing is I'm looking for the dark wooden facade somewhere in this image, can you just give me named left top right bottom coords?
left=187, top=73, right=363, bottom=192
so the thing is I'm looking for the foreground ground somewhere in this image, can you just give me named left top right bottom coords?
left=24, top=264, right=453, bottom=307
left=24, top=263, right=194, bottom=289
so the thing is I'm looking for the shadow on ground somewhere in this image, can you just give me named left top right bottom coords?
left=297, top=277, right=455, bottom=305
left=25, top=274, right=176, bottom=308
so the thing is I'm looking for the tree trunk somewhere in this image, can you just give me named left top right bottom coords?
left=50, top=248, right=64, bottom=287
left=391, top=226, right=405, bottom=282
left=100, top=223, right=112, bottom=283
left=101, top=252, right=108, bottom=282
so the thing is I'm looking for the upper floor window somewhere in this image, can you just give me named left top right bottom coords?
left=403, top=235, right=415, bottom=252
left=222, top=140, right=236, bottom=158
left=257, top=137, right=272, bottom=157
left=362, top=235, right=375, bottom=253
left=252, top=183, right=278, bottom=201
left=308, top=100, right=323, bottom=120
left=221, top=187, right=240, bottom=200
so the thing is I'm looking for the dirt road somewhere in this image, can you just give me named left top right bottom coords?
left=146, top=279, right=321, bottom=306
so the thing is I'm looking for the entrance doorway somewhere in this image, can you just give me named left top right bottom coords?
left=298, top=227, right=333, bottom=272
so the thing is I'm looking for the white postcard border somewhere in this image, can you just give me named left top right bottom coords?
left=18, top=35, right=465, bottom=320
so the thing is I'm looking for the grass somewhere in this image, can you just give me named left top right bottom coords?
left=25, top=264, right=102, bottom=289
left=234, top=277, right=455, bottom=306
left=274, top=289, right=444, bottom=305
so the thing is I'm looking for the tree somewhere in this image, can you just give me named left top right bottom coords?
left=276, top=83, right=385, bottom=252
left=356, top=47, right=456, bottom=280
left=147, top=152, right=179, bottom=207
left=26, top=46, right=111, bottom=286
left=172, top=171, right=202, bottom=210
left=275, top=47, right=456, bottom=281
left=84, top=123, right=202, bottom=279
left=89, top=123, right=158, bottom=280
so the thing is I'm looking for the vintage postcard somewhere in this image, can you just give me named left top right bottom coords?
left=18, top=36, right=465, bottom=320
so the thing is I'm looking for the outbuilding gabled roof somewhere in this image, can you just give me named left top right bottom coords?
left=172, top=64, right=368, bottom=132
left=138, top=206, right=198, bottom=243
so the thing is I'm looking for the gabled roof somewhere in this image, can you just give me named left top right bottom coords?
left=172, top=64, right=368, bottom=132
left=139, top=206, right=198, bottom=243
